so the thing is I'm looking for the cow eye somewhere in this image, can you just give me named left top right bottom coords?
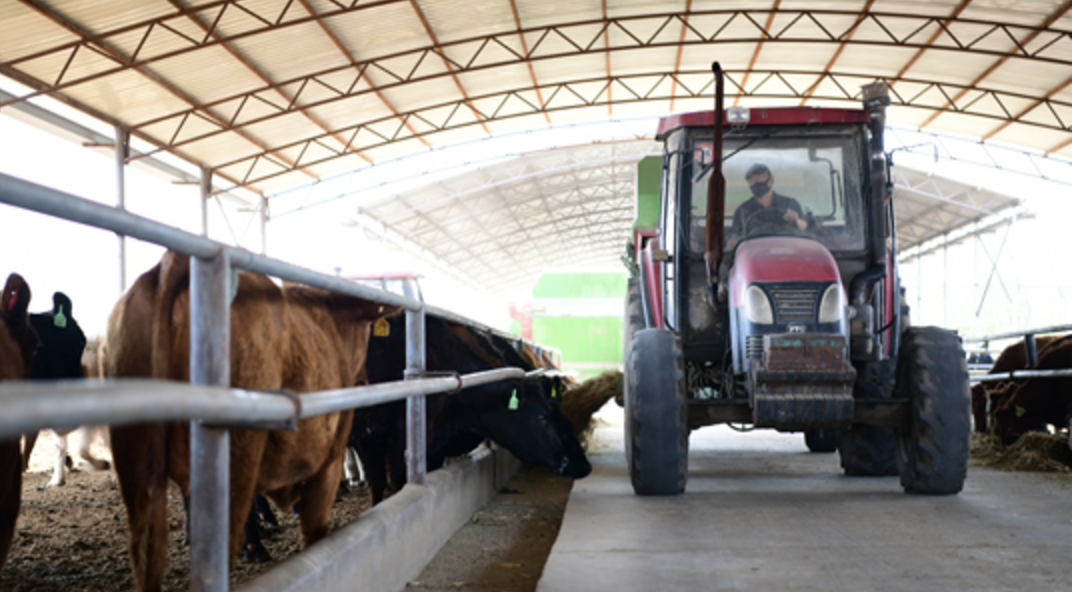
left=537, top=414, right=548, bottom=425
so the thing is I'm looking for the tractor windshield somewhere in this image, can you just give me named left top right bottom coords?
left=687, top=125, right=867, bottom=253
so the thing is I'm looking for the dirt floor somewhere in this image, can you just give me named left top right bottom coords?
left=0, top=431, right=571, bottom=592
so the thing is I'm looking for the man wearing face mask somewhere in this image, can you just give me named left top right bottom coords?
left=726, top=163, right=807, bottom=250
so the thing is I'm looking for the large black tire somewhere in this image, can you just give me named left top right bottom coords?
left=894, top=327, right=971, bottom=495
left=625, top=329, right=688, bottom=495
left=804, top=429, right=839, bottom=453
left=618, top=278, right=644, bottom=408
left=838, top=361, right=898, bottom=476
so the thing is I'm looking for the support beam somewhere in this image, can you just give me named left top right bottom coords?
left=114, top=126, right=128, bottom=293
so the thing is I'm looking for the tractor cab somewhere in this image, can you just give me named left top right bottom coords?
left=623, top=65, right=971, bottom=498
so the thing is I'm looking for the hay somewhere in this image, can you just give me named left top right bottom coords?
left=560, top=371, right=622, bottom=443
left=971, top=431, right=1072, bottom=473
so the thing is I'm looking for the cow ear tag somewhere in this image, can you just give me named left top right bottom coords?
left=54, top=305, right=67, bottom=329
left=508, top=389, right=519, bottom=411
left=551, top=385, right=557, bottom=399
left=373, top=318, right=390, bottom=337
left=1016, top=405, right=1027, bottom=418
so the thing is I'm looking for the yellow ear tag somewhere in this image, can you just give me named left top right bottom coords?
left=508, top=389, right=519, bottom=411
left=54, top=305, right=68, bottom=329
left=373, top=318, right=390, bottom=337
left=551, top=385, right=557, bottom=399
left=1015, top=405, right=1027, bottom=418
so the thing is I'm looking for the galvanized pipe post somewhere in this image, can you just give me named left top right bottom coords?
left=114, top=126, right=128, bottom=293
left=404, top=281, right=427, bottom=485
left=200, top=168, right=212, bottom=237
left=189, top=251, right=232, bottom=592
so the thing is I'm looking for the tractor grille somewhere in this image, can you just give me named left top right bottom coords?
left=769, top=286, right=820, bottom=322
left=746, top=335, right=764, bottom=360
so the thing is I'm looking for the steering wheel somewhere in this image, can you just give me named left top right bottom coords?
left=742, top=206, right=799, bottom=238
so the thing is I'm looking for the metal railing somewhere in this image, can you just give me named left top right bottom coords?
left=0, top=171, right=542, bottom=592
left=965, top=323, right=1072, bottom=380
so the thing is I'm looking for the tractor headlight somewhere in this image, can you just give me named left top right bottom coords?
left=818, top=283, right=843, bottom=324
left=745, top=285, right=774, bottom=324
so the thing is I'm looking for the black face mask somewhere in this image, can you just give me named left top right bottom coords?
left=749, top=181, right=771, bottom=197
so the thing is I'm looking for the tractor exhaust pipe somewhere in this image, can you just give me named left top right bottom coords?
left=862, top=81, right=891, bottom=267
left=704, top=62, right=727, bottom=286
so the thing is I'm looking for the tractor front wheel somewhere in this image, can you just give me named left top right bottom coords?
left=894, top=327, right=971, bottom=495
left=625, top=329, right=688, bottom=495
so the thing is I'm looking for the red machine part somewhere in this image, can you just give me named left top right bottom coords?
left=637, top=232, right=664, bottom=330
left=656, top=107, right=870, bottom=139
left=729, top=237, right=843, bottom=305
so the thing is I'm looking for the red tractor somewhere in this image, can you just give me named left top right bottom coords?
left=624, top=64, right=970, bottom=495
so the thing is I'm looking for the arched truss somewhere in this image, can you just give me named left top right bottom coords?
left=356, top=138, right=656, bottom=298
left=4, top=1, right=1072, bottom=197
left=346, top=136, right=1022, bottom=299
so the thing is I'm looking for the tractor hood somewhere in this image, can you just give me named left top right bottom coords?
left=731, top=236, right=842, bottom=304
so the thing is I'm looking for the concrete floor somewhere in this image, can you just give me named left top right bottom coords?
left=537, top=407, right=1072, bottom=592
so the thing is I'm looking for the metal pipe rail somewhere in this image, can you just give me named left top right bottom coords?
left=298, top=368, right=524, bottom=418
left=970, top=369, right=1072, bottom=384
left=0, top=369, right=527, bottom=440
left=965, top=324, right=1072, bottom=344
left=1, top=172, right=559, bottom=592
left=0, top=379, right=297, bottom=439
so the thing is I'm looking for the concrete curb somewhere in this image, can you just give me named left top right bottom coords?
left=236, top=445, right=519, bottom=592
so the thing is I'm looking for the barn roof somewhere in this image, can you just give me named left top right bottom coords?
left=0, top=0, right=1061, bottom=297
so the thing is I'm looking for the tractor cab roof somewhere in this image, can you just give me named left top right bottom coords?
left=656, top=107, right=870, bottom=140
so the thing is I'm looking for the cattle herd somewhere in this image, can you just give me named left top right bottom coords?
left=970, top=334, right=1072, bottom=445
left=0, top=251, right=594, bottom=591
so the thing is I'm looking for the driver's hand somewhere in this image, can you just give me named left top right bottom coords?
left=783, top=209, right=807, bottom=231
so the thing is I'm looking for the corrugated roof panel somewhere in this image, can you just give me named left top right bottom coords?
left=305, top=94, right=399, bottom=135
left=530, top=54, right=607, bottom=87
left=45, top=0, right=174, bottom=36
left=147, top=46, right=267, bottom=105
left=455, top=64, right=535, bottom=99
left=226, top=21, right=350, bottom=84
left=375, top=76, right=475, bottom=116
left=327, top=2, right=429, bottom=61
left=418, top=0, right=517, bottom=45
left=515, top=0, right=603, bottom=29
left=60, top=70, right=190, bottom=125
left=240, top=111, right=337, bottom=151
left=990, top=123, right=1071, bottom=156
left=0, top=2, right=78, bottom=63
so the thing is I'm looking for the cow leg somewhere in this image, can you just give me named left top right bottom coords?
left=47, top=429, right=70, bottom=487
left=240, top=498, right=271, bottom=563
left=227, top=431, right=267, bottom=567
left=73, top=426, right=111, bottom=471
left=295, top=457, right=345, bottom=547
left=354, top=441, right=388, bottom=505
left=110, top=424, right=169, bottom=592
left=20, top=430, right=38, bottom=472
left=0, top=438, right=22, bottom=572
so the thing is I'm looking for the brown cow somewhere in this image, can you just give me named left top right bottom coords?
left=0, top=324, right=26, bottom=574
left=106, top=252, right=398, bottom=591
left=991, top=336, right=1072, bottom=446
left=970, top=335, right=1060, bottom=433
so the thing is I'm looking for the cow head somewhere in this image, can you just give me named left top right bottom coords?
left=465, top=378, right=573, bottom=476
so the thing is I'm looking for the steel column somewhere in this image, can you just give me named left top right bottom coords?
left=189, top=251, right=231, bottom=592
left=201, top=167, right=212, bottom=237
left=114, top=126, right=128, bottom=293
left=404, top=281, right=427, bottom=486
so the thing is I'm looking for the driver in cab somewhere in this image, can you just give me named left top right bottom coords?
left=726, top=163, right=807, bottom=250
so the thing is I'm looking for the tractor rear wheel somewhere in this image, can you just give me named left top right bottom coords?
left=625, top=328, right=688, bottom=495
left=804, top=429, right=838, bottom=453
left=618, top=278, right=644, bottom=408
left=838, top=361, right=898, bottom=476
left=894, top=327, right=971, bottom=494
